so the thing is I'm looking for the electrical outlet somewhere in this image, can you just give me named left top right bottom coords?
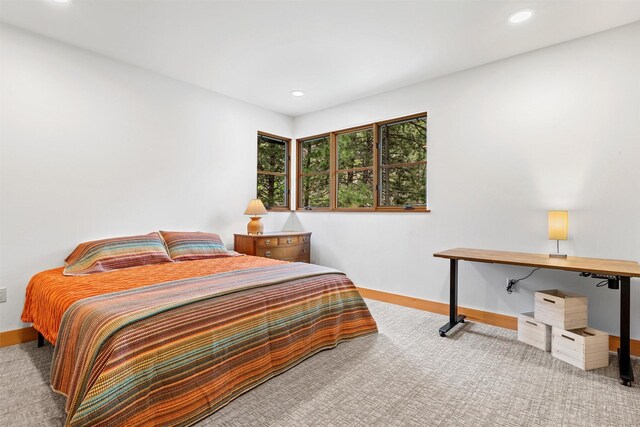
left=505, top=278, right=517, bottom=294
left=0, top=287, right=6, bottom=303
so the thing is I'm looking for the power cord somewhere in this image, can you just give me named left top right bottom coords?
left=506, top=267, right=541, bottom=294
left=580, top=272, right=620, bottom=289
left=505, top=269, right=617, bottom=294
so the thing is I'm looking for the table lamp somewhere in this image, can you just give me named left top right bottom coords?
left=548, top=210, right=568, bottom=258
left=244, top=199, right=268, bottom=235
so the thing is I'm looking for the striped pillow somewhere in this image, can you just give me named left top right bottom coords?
left=63, top=232, right=173, bottom=276
left=160, top=231, right=238, bottom=261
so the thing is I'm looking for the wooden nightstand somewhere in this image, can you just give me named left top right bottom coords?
left=234, top=232, right=311, bottom=263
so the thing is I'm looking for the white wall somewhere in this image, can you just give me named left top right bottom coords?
left=293, top=22, right=640, bottom=338
left=0, top=25, right=293, bottom=333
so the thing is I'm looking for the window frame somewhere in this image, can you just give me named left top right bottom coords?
left=295, top=112, right=429, bottom=213
left=334, top=125, right=376, bottom=211
left=296, top=133, right=332, bottom=211
left=257, top=131, right=291, bottom=211
left=377, top=114, right=428, bottom=210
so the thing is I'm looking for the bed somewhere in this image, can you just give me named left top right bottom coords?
left=21, top=256, right=377, bottom=426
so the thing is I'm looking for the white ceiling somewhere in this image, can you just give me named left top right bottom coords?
left=2, top=0, right=640, bottom=117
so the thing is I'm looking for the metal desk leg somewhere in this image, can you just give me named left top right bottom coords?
left=439, top=259, right=466, bottom=337
left=618, top=276, right=634, bottom=386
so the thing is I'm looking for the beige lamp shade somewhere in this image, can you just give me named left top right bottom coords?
left=548, top=210, right=568, bottom=240
left=244, top=199, right=268, bottom=216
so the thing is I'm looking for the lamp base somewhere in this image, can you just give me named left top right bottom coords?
left=247, top=216, right=264, bottom=235
left=549, top=240, right=567, bottom=258
left=549, top=253, right=567, bottom=258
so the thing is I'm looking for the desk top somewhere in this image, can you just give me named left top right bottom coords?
left=433, top=248, right=640, bottom=277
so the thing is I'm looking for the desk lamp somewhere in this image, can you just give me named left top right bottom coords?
left=548, top=210, right=568, bottom=258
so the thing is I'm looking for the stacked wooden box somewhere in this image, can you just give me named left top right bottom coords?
left=517, top=290, right=609, bottom=370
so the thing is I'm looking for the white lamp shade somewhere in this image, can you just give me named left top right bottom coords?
left=244, top=199, right=268, bottom=216
left=548, top=210, right=568, bottom=240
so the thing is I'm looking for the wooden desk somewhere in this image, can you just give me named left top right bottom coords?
left=434, top=248, right=640, bottom=386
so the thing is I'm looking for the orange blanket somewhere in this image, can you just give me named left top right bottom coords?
left=21, top=256, right=284, bottom=344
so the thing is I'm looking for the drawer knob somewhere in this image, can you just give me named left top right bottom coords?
left=287, top=238, right=292, bottom=244
left=302, top=248, right=306, bottom=253
left=265, top=250, right=271, bottom=257
left=265, top=239, right=271, bottom=245
left=301, top=237, right=306, bottom=242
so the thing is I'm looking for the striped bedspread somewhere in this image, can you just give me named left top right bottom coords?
left=51, top=262, right=377, bottom=426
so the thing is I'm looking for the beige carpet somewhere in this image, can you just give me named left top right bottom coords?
left=1, top=299, right=638, bottom=426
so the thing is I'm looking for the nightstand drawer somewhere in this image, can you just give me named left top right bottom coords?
left=256, top=236, right=307, bottom=247
left=278, top=236, right=300, bottom=246
left=257, top=237, right=278, bottom=247
left=256, top=244, right=309, bottom=260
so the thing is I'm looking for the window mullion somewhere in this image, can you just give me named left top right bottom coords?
left=335, top=166, right=373, bottom=173
left=299, top=172, right=330, bottom=177
left=373, top=124, right=379, bottom=209
left=257, top=171, right=287, bottom=176
left=330, top=132, right=337, bottom=211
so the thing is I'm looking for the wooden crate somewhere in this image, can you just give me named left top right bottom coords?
left=518, top=312, right=551, bottom=351
left=534, top=290, right=587, bottom=330
left=551, top=327, right=609, bottom=370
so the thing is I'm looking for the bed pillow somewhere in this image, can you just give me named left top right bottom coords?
left=63, top=232, right=173, bottom=276
left=160, top=231, right=238, bottom=261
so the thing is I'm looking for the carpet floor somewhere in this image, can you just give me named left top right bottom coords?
left=1, top=299, right=638, bottom=426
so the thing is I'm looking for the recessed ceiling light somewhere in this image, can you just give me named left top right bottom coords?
left=291, top=90, right=305, bottom=97
left=509, top=9, right=533, bottom=24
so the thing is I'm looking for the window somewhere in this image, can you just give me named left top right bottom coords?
left=257, top=132, right=290, bottom=210
left=336, top=128, right=374, bottom=208
left=296, top=113, right=427, bottom=212
left=378, top=116, right=427, bottom=208
left=298, top=135, right=330, bottom=209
